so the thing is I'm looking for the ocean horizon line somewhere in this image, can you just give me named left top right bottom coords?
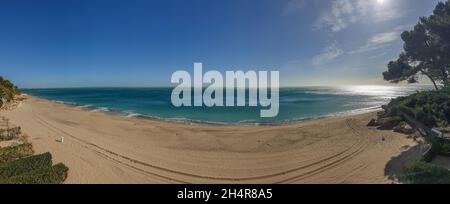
left=19, top=84, right=433, bottom=90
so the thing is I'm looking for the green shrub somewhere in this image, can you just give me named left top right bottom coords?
left=427, top=137, right=450, bottom=156
left=0, top=152, right=52, bottom=178
left=0, top=143, right=33, bottom=164
left=385, top=90, right=450, bottom=128
left=0, top=76, right=19, bottom=102
left=438, top=143, right=450, bottom=156
left=416, top=110, right=437, bottom=127
left=406, top=161, right=450, bottom=184
left=1, top=163, right=68, bottom=184
left=398, top=105, right=416, bottom=117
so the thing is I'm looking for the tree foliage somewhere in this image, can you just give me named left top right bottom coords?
left=0, top=76, right=20, bottom=106
left=384, top=89, right=450, bottom=127
left=383, top=1, right=450, bottom=90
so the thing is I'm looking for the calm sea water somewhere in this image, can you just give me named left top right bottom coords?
left=22, top=85, right=431, bottom=125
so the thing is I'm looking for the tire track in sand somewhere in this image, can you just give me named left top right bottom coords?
left=29, top=103, right=374, bottom=183
left=279, top=119, right=370, bottom=183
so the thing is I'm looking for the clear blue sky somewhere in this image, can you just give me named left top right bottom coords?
left=0, top=0, right=442, bottom=88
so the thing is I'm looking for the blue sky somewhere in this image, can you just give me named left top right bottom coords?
left=0, top=0, right=442, bottom=88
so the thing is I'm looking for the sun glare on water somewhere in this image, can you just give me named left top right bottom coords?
left=342, top=85, right=397, bottom=97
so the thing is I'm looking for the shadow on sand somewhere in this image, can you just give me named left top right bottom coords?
left=384, top=144, right=425, bottom=183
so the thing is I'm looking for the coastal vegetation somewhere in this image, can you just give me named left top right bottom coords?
left=0, top=117, right=68, bottom=184
left=383, top=1, right=450, bottom=91
left=0, top=76, right=20, bottom=107
left=0, top=126, right=22, bottom=141
left=0, top=152, right=53, bottom=178
left=379, top=1, right=450, bottom=184
left=406, top=161, right=450, bottom=184
left=0, top=153, right=68, bottom=184
left=0, top=76, right=69, bottom=184
left=383, top=88, right=450, bottom=128
left=0, top=122, right=69, bottom=184
left=380, top=0, right=450, bottom=133
left=0, top=143, right=33, bottom=163
left=2, top=163, right=68, bottom=184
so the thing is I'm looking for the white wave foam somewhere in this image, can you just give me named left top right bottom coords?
left=78, top=104, right=93, bottom=108
left=90, top=107, right=110, bottom=112
left=53, top=100, right=76, bottom=105
left=125, top=112, right=142, bottom=118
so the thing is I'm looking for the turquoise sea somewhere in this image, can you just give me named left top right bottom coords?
left=22, top=85, right=431, bottom=125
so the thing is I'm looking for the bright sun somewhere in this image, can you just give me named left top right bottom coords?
left=377, top=0, right=385, bottom=4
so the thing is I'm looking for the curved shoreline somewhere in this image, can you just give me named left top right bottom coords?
left=1, top=96, right=421, bottom=184
left=29, top=95, right=382, bottom=127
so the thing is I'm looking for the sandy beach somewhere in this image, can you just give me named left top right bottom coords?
left=0, top=97, right=423, bottom=184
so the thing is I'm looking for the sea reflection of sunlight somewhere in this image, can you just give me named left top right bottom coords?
left=342, top=85, right=397, bottom=97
